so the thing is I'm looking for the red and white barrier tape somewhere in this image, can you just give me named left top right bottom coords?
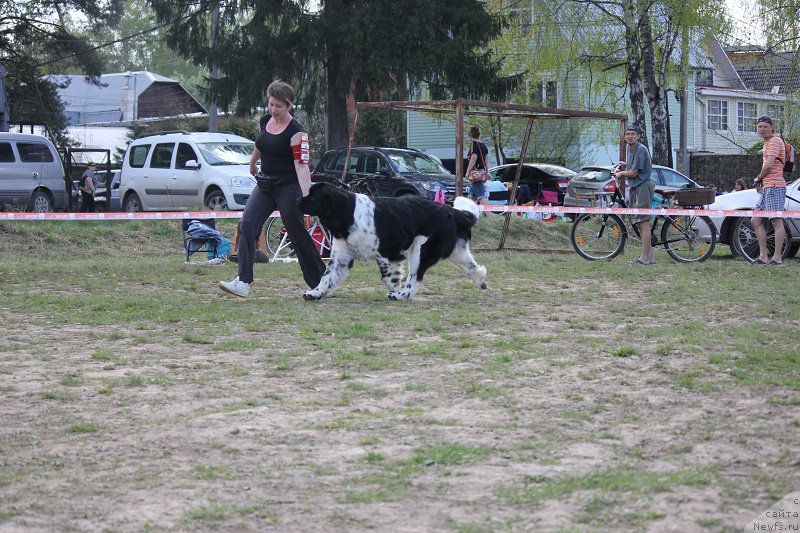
left=3, top=206, right=800, bottom=220
left=479, top=204, right=800, bottom=219
left=4, top=210, right=252, bottom=221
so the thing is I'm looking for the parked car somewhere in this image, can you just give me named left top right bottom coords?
left=563, top=164, right=704, bottom=207
left=93, top=170, right=121, bottom=212
left=488, top=163, right=576, bottom=205
left=0, top=132, right=68, bottom=212
left=708, top=179, right=800, bottom=259
left=119, top=131, right=257, bottom=212
left=311, top=146, right=461, bottom=202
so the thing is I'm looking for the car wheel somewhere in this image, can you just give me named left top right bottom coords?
left=30, top=190, right=53, bottom=212
left=789, top=242, right=800, bottom=258
left=205, top=190, right=228, bottom=211
left=123, top=192, right=142, bottom=212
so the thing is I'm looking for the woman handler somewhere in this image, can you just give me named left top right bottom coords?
left=219, top=80, right=325, bottom=297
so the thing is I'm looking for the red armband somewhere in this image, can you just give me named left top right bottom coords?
left=292, top=133, right=310, bottom=165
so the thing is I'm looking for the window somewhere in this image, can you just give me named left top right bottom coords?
left=129, top=145, right=151, bottom=168
left=707, top=100, right=728, bottom=130
left=768, top=104, right=785, bottom=124
left=696, top=68, right=713, bottom=86
left=150, top=143, right=174, bottom=169
left=737, top=102, right=757, bottom=132
left=362, top=153, right=389, bottom=174
left=383, top=150, right=448, bottom=174
left=532, top=81, right=558, bottom=108
left=196, top=142, right=253, bottom=165
left=659, top=169, right=692, bottom=188
left=325, top=151, right=358, bottom=173
left=0, top=143, right=15, bottom=163
left=175, top=143, right=198, bottom=169
left=17, top=143, right=54, bottom=162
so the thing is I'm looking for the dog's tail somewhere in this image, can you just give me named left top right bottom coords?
left=453, top=196, right=480, bottom=228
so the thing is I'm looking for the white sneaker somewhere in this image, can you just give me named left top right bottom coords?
left=219, top=276, right=250, bottom=298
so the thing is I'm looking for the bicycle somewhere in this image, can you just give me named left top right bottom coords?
left=264, top=214, right=332, bottom=262
left=570, top=167, right=718, bottom=263
left=728, top=189, right=800, bottom=263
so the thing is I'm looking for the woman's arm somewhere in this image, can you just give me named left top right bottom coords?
left=291, top=131, right=312, bottom=196
left=249, top=146, right=261, bottom=176
left=465, top=153, right=478, bottom=175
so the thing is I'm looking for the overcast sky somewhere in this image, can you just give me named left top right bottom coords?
left=725, top=0, right=764, bottom=46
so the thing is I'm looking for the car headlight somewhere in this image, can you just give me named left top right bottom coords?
left=232, top=176, right=256, bottom=188
left=421, top=181, right=445, bottom=192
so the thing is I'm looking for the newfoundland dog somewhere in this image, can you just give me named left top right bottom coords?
left=297, top=182, right=487, bottom=300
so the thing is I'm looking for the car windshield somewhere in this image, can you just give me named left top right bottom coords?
left=575, top=169, right=611, bottom=182
left=384, top=150, right=448, bottom=175
left=196, top=142, right=254, bottom=165
left=532, top=164, right=576, bottom=177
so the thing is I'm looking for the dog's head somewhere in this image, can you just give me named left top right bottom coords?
left=298, top=182, right=350, bottom=219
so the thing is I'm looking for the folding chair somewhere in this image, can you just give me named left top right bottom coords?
left=182, top=218, right=219, bottom=262
left=488, top=190, right=511, bottom=204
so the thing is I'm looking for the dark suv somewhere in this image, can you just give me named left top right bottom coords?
left=312, top=146, right=460, bottom=202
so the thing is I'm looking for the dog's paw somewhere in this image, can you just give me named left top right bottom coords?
left=480, top=282, right=488, bottom=290
left=388, top=290, right=410, bottom=300
left=303, top=291, right=322, bottom=301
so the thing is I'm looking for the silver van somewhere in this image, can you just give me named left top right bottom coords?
left=119, top=131, right=256, bottom=212
left=0, top=133, right=67, bottom=212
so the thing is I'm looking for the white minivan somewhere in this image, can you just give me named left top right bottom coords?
left=119, top=131, right=257, bottom=211
left=0, top=133, right=68, bottom=212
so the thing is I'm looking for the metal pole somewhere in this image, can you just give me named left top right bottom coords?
left=341, top=107, right=359, bottom=183
left=499, top=116, right=534, bottom=250
left=455, top=99, right=464, bottom=197
left=208, top=2, right=220, bottom=132
left=678, top=25, right=689, bottom=175
left=0, top=64, right=8, bottom=132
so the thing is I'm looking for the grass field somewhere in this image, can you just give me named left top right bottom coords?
left=0, top=216, right=798, bottom=532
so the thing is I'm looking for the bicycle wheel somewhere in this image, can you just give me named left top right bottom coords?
left=265, top=216, right=296, bottom=259
left=570, top=213, right=626, bottom=260
left=661, top=215, right=717, bottom=263
left=731, top=216, right=790, bottom=263
left=307, top=218, right=333, bottom=259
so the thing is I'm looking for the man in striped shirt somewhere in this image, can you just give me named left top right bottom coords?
left=752, top=115, right=787, bottom=265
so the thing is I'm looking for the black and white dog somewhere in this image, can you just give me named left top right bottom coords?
left=298, top=182, right=488, bottom=300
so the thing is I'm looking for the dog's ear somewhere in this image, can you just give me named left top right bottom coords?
left=318, top=184, right=347, bottom=218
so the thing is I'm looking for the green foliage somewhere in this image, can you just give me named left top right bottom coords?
left=353, top=109, right=406, bottom=147
left=89, top=0, right=208, bottom=103
left=146, top=0, right=518, bottom=147
left=0, top=1, right=123, bottom=146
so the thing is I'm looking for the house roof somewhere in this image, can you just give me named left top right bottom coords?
left=49, top=71, right=206, bottom=125
left=726, top=47, right=800, bottom=93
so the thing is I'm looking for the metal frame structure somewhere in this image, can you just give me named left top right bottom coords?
left=345, top=99, right=628, bottom=249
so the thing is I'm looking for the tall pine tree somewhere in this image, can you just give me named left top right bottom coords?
left=147, top=0, right=517, bottom=148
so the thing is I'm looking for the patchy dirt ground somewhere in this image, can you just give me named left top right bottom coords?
left=1, top=245, right=799, bottom=532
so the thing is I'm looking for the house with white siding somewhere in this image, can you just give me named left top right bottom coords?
left=693, top=41, right=793, bottom=155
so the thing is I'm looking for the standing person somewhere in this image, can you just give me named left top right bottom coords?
left=733, top=178, right=747, bottom=192
left=219, top=80, right=325, bottom=297
left=616, top=124, right=655, bottom=265
left=78, top=162, right=97, bottom=212
left=752, top=115, right=787, bottom=265
left=465, top=126, right=490, bottom=206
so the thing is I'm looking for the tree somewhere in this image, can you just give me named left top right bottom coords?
left=90, top=0, right=206, bottom=101
left=569, top=0, right=726, bottom=165
left=0, top=1, right=122, bottom=145
left=146, top=0, right=518, bottom=149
